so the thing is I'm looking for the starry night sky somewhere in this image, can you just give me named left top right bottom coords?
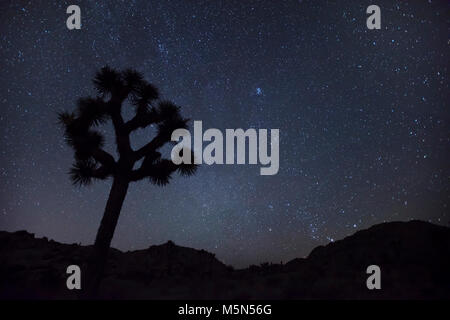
left=0, top=0, right=448, bottom=268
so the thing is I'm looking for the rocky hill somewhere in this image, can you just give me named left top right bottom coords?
left=1, top=220, right=449, bottom=299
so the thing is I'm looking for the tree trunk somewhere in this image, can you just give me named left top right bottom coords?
left=83, top=177, right=129, bottom=298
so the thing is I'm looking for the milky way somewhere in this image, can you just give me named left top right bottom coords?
left=0, top=0, right=448, bottom=267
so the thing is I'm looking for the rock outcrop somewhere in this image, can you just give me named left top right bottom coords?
left=1, top=220, right=449, bottom=299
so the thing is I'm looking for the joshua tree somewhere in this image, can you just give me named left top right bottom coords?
left=58, top=66, right=196, bottom=297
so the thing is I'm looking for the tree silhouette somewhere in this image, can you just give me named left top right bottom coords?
left=59, top=66, right=197, bottom=297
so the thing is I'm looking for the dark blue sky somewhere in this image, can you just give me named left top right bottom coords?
left=0, top=0, right=448, bottom=267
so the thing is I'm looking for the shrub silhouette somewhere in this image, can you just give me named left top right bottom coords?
left=59, top=66, right=197, bottom=297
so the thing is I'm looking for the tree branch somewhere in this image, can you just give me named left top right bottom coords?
left=92, top=148, right=116, bottom=170
left=89, top=165, right=112, bottom=180
left=133, top=133, right=168, bottom=160
left=124, top=107, right=159, bottom=133
left=133, top=116, right=188, bottom=160
left=107, top=100, right=132, bottom=156
left=129, top=158, right=178, bottom=182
